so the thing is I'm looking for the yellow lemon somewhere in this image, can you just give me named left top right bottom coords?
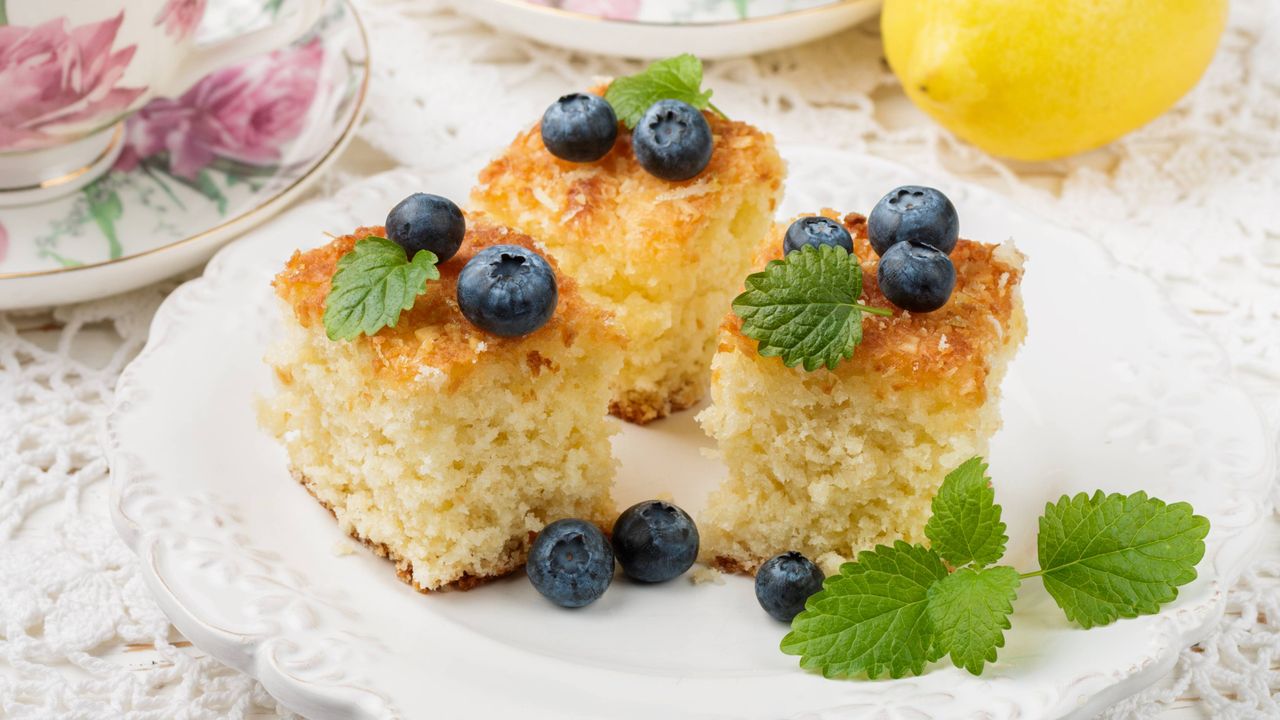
left=882, top=0, right=1227, bottom=161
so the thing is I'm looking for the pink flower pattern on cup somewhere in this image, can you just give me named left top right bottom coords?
left=0, top=14, right=146, bottom=152
left=117, top=39, right=323, bottom=179
left=525, top=0, right=642, bottom=20
left=154, top=0, right=208, bottom=39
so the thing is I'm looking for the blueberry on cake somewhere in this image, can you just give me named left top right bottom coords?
left=262, top=194, right=624, bottom=591
left=698, top=193, right=1027, bottom=576
left=471, top=57, right=786, bottom=423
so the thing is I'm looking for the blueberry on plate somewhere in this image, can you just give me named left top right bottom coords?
left=385, top=193, right=465, bottom=263
left=631, top=99, right=713, bottom=182
left=457, top=245, right=558, bottom=337
left=541, top=93, right=618, bottom=163
left=783, top=216, right=854, bottom=255
left=527, top=519, right=615, bottom=608
left=611, top=500, right=699, bottom=583
left=877, top=241, right=956, bottom=313
left=755, top=552, right=825, bottom=622
left=867, top=185, right=959, bottom=257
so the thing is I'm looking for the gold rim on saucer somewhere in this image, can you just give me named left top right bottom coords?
left=0, top=125, right=124, bottom=194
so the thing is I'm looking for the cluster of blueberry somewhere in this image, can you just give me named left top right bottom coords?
left=385, top=193, right=559, bottom=337
left=783, top=185, right=962, bottom=313
left=541, top=94, right=714, bottom=181
left=526, top=502, right=826, bottom=623
left=525, top=501, right=698, bottom=608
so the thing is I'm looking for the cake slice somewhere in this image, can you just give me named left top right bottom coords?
left=261, top=217, right=624, bottom=591
left=471, top=88, right=785, bottom=423
left=698, top=210, right=1027, bottom=576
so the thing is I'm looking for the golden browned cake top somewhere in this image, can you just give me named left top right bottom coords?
left=725, top=210, right=1025, bottom=393
left=471, top=85, right=785, bottom=247
left=273, top=216, right=619, bottom=382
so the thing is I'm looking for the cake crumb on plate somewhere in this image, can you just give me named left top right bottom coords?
left=689, top=565, right=725, bottom=585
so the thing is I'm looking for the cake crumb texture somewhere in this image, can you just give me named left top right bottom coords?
left=689, top=565, right=726, bottom=586
left=699, top=211, right=1027, bottom=576
left=472, top=87, right=786, bottom=423
left=263, top=221, right=624, bottom=591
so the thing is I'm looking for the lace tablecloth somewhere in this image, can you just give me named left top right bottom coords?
left=2, top=1, right=1278, bottom=717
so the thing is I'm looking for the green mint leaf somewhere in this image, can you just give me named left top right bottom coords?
left=925, top=457, right=1008, bottom=568
left=781, top=541, right=948, bottom=679
left=926, top=565, right=1020, bottom=675
left=1037, top=491, right=1210, bottom=629
left=322, top=237, right=440, bottom=341
left=604, top=53, right=718, bottom=129
left=732, top=244, right=890, bottom=371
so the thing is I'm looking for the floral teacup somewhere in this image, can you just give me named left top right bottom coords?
left=0, top=0, right=324, bottom=206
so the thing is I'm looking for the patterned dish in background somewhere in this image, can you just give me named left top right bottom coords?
left=452, top=0, right=879, bottom=59
left=0, top=0, right=368, bottom=310
left=522, top=0, right=841, bottom=23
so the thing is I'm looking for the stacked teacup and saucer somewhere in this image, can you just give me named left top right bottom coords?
left=0, top=0, right=369, bottom=308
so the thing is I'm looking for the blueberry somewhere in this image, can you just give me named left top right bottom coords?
left=611, top=500, right=699, bottom=583
left=631, top=99, right=713, bottom=181
left=385, top=193, right=465, bottom=263
left=527, top=519, right=614, bottom=608
left=541, top=93, right=618, bottom=163
left=755, top=552, right=825, bottom=622
left=877, top=241, right=956, bottom=313
left=457, top=245, right=558, bottom=337
left=867, top=185, right=959, bottom=257
left=783, top=216, right=854, bottom=255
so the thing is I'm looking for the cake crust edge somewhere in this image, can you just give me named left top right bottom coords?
left=607, top=376, right=702, bottom=424
left=293, top=468, right=523, bottom=592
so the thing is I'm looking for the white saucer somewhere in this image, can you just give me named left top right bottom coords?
left=451, top=0, right=880, bottom=59
left=107, top=150, right=1274, bottom=719
left=0, top=0, right=368, bottom=311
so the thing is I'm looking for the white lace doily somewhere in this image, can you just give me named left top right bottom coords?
left=2, top=1, right=1277, bottom=717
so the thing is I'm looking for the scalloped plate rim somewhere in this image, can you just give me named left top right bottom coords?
left=107, top=150, right=1276, bottom=720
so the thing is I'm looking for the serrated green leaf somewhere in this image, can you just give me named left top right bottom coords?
left=781, top=541, right=948, bottom=679
left=1037, top=491, right=1210, bottom=629
left=322, top=237, right=439, bottom=341
left=604, top=54, right=716, bottom=129
left=732, top=244, right=889, bottom=371
left=925, top=457, right=1008, bottom=568
left=926, top=565, right=1020, bottom=675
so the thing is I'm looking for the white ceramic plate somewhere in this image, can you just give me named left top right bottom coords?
left=0, top=0, right=368, bottom=311
left=450, top=0, right=880, bottom=59
left=108, top=149, right=1274, bottom=719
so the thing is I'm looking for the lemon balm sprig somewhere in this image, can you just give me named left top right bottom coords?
left=323, top=237, right=439, bottom=341
left=604, top=54, right=725, bottom=129
left=732, top=244, right=892, bottom=372
left=782, top=457, right=1210, bottom=679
